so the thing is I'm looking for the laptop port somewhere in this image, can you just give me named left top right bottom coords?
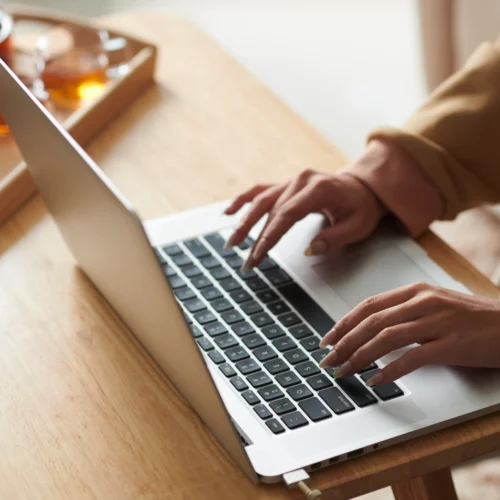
left=347, top=448, right=364, bottom=458
left=310, top=462, right=322, bottom=471
left=329, top=456, right=339, bottom=464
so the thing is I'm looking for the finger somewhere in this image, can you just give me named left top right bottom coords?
left=224, top=184, right=274, bottom=215
left=365, top=341, right=447, bottom=385
left=320, top=282, right=432, bottom=348
left=320, top=298, right=429, bottom=369
left=329, top=318, right=436, bottom=377
left=248, top=183, right=332, bottom=266
left=226, top=184, right=285, bottom=248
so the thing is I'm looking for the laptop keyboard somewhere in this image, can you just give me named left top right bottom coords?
left=155, top=232, right=404, bottom=436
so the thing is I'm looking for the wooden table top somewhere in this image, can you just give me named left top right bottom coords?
left=1, top=11, right=499, bottom=500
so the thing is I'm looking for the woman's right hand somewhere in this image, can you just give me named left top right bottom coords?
left=224, top=161, right=388, bottom=270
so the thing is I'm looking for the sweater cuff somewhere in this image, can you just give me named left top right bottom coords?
left=345, top=139, right=444, bottom=237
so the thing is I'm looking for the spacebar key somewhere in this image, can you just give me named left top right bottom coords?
left=277, top=283, right=335, bottom=336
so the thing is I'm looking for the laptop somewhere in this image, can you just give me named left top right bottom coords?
left=2, top=58, right=500, bottom=486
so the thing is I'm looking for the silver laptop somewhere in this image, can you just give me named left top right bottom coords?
left=2, top=58, right=499, bottom=485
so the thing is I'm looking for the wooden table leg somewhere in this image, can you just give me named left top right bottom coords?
left=391, top=468, right=458, bottom=500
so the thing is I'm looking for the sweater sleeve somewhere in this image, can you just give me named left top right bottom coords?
left=355, top=39, right=500, bottom=229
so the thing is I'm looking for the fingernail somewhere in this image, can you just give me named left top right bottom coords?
left=319, top=349, right=337, bottom=368
left=319, top=328, right=336, bottom=348
left=252, top=239, right=267, bottom=261
left=223, top=234, right=236, bottom=250
left=366, top=372, right=383, bottom=387
left=240, top=255, right=253, bottom=273
left=333, top=361, right=351, bottom=379
left=304, top=240, right=328, bottom=256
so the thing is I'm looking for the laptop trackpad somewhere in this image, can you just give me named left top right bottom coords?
left=313, top=237, right=437, bottom=309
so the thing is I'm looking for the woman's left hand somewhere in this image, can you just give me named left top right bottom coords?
left=319, top=282, right=500, bottom=385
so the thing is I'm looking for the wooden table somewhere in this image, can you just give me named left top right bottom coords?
left=1, top=11, right=499, bottom=500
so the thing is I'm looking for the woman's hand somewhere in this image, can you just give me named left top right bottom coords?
left=224, top=169, right=387, bottom=270
left=319, top=282, right=500, bottom=385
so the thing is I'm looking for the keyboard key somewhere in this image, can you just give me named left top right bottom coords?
left=163, top=243, right=182, bottom=256
left=242, top=390, right=260, bottom=405
left=214, top=334, right=239, bottom=350
left=225, top=256, right=244, bottom=269
left=306, top=374, right=333, bottom=391
left=269, top=398, right=296, bottom=416
left=258, top=384, right=284, bottom=402
left=247, top=371, right=272, bottom=388
left=236, top=359, right=260, bottom=375
left=336, top=376, right=378, bottom=407
left=258, top=257, right=278, bottom=271
left=204, top=322, right=227, bottom=337
left=185, top=298, right=206, bottom=313
left=199, top=256, right=221, bottom=269
left=212, top=298, right=233, bottom=313
left=184, top=238, right=211, bottom=258
left=225, top=346, right=249, bottom=362
left=168, top=275, right=186, bottom=289
left=191, top=275, right=212, bottom=289
left=204, top=233, right=236, bottom=258
left=190, top=325, right=203, bottom=338
left=240, top=300, right=263, bottom=316
left=250, top=312, right=274, bottom=328
left=311, top=349, right=329, bottom=364
left=299, top=398, right=332, bottom=422
left=263, top=268, right=292, bottom=286
left=246, top=277, right=268, bottom=292
left=276, top=371, right=301, bottom=388
left=241, top=333, right=266, bottom=349
left=268, top=301, right=291, bottom=316
left=208, top=350, right=225, bottom=364
left=194, top=310, right=217, bottom=325
left=219, top=278, right=241, bottom=291
left=221, top=310, right=244, bottom=325
left=254, top=345, right=278, bottom=362
left=253, top=404, right=272, bottom=420
left=300, top=336, right=321, bottom=352
left=266, top=419, right=285, bottom=434
left=230, top=289, right=252, bottom=303
left=284, top=349, right=308, bottom=365
left=163, top=264, right=176, bottom=277
left=272, top=337, right=297, bottom=352
left=287, top=384, right=313, bottom=401
left=197, top=337, right=214, bottom=351
left=278, top=283, right=335, bottom=336
left=174, top=287, right=196, bottom=301
left=261, top=324, right=286, bottom=340
left=264, top=359, right=289, bottom=375
left=237, top=269, right=258, bottom=281
left=172, top=253, right=193, bottom=267
left=257, top=289, right=279, bottom=303
left=212, top=268, right=232, bottom=281
left=231, top=376, right=249, bottom=391
left=219, top=363, right=236, bottom=378
left=201, top=287, right=223, bottom=301
left=181, top=265, right=203, bottom=278
left=232, top=322, right=255, bottom=337
left=281, top=411, right=308, bottom=430
left=360, top=370, right=404, bottom=401
left=238, top=236, right=254, bottom=250
left=319, top=388, right=355, bottom=414
left=289, top=324, right=314, bottom=340
left=277, top=312, right=301, bottom=328
left=359, top=362, right=379, bottom=374
left=296, top=361, right=321, bottom=378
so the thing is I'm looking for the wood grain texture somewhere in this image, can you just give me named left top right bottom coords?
left=392, top=468, right=458, bottom=500
left=0, top=11, right=499, bottom=500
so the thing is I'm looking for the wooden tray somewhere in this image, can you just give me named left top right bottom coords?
left=0, top=6, right=157, bottom=225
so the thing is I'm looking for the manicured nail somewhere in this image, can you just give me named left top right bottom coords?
left=223, top=234, right=236, bottom=250
left=252, top=239, right=267, bottom=262
left=319, top=349, right=337, bottom=368
left=366, top=372, right=383, bottom=387
left=319, top=328, right=336, bottom=348
left=240, top=255, right=253, bottom=273
left=304, top=240, right=327, bottom=256
left=333, top=361, right=351, bottom=379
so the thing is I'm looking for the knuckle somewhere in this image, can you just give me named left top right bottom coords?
left=297, top=168, right=315, bottom=182
left=366, top=312, right=384, bottom=331
left=360, top=296, right=377, bottom=312
left=410, top=281, right=429, bottom=294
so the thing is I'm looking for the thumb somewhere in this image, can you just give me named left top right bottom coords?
left=305, top=218, right=368, bottom=256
